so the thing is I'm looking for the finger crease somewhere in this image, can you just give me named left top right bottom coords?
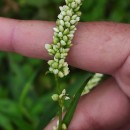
left=9, top=21, right=19, bottom=52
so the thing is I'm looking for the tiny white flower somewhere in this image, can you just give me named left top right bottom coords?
left=52, top=94, right=59, bottom=101
left=68, top=34, right=74, bottom=38
left=63, top=5, right=69, bottom=11
left=55, top=53, right=61, bottom=59
left=65, top=48, right=70, bottom=52
left=63, top=62, right=68, bottom=67
left=59, top=59, right=64, bottom=64
left=62, top=89, right=66, bottom=95
left=64, top=16, right=71, bottom=22
left=70, top=30, right=75, bottom=34
left=63, top=53, right=68, bottom=57
left=45, top=44, right=51, bottom=50
left=63, top=29, right=69, bottom=34
left=76, top=11, right=82, bottom=16
left=48, top=60, right=54, bottom=65
left=65, top=96, right=70, bottom=100
left=62, top=123, right=67, bottom=130
left=60, top=54, right=65, bottom=59
left=53, top=27, right=59, bottom=32
left=63, top=35, right=68, bottom=42
left=63, top=67, right=69, bottom=75
left=59, top=6, right=63, bottom=11
left=58, top=64, right=63, bottom=69
left=58, top=71, right=64, bottom=78
left=53, top=69, right=59, bottom=74
left=52, top=62, right=58, bottom=69
left=70, top=25, right=75, bottom=30
left=75, top=0, right=81, bottom=4
left=49, top=67, right=53, bottom=72
left=54, top=32, right=58, bottom=37
left=58, top=14, right=63, bottom=20
left=75, top=6, right=80, bottom=11
left=61, top=11, right=66, bottom=16
left=53, top=45, right=57, bottom=51
left=71, top=2, right=77, bottom=8
left=54, top=57, right=59, bottom=62
left=61, top=40, right=66, bottom=46
left=76, top=17, right=80, bottom=21
left=65, top=22, right=71, bottom=27
left=58, top=32, right=63, bottom=37
left=59, top=20, right=64, bottom=26
left=72, top=14, right=77, bottom=20
left=48, top=49, right=52, bottom=52
left=59, top=25, right=64, bottom=32
left=70, top=20, right=76, bottom=24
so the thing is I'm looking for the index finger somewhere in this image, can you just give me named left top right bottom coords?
left=0, top=17, right=130, bottom=74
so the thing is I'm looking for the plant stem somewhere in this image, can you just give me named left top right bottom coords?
left=55, top=75, right=63, bottom=130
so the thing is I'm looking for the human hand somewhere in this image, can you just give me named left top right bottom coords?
left=0, top=17, right=130, bottom=130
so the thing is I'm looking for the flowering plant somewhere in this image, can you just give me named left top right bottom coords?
left=45, top=0, right=101, bottom=129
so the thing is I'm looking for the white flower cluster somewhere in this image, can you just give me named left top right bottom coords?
left=45, top=0, right=83, bottom=78
left=82, top=73, right=103, bottom=95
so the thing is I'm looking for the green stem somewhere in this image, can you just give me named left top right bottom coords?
left=58, top=101, right=63, bottom=130
left=55, top=75, right=63, bottom=130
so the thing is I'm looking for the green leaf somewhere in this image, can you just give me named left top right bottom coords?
left=62, top=72, right=94, bottom=126
left=0, top=113, right=14, bottom=130
left=19, top=72, right=36, bottom=106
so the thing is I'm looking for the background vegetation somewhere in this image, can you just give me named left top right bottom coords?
left=0, top=0, right=130, bottom=130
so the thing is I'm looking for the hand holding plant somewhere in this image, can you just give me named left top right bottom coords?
left=0, top=16, right=130, bottom=129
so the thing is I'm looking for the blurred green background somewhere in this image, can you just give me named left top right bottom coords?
left=0, top=0, right=130, bottom=130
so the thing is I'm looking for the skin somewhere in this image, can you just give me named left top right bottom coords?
left=0, top=17, right=130, bottom=130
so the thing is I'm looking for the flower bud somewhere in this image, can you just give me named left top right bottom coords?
left=72, top=15, right=77, bottom=20
left=58, top=32, right=63, bottom=37
left=52, top=94, right=59, bottom=101
left=64, top=29, right=69, bottom=35
left=70, top=20, right=76, bottom=24
left=61, top=11, right=66, bottom=16
left=53, top=69, right=59, bottom=74
left=58, top=14, right=63, bottom=19
left=59, top=59, right=64, bottom=64
left=48, top=60, right=54, bottom=65
left=75, top=0, right=81, bottom=4
left=76, top=11, right=82, bottom=16
left=65, top=22, right=71, bottom=27
left=49, top=67, right=53, bottom=72
left=55, top=53, right=61, bottom=59
left=59, top=20, right=64, bottom=26
left=53, top=27, right=59, bottom=32
left=52, top=62, right=58, bottom=69
left=62, top=123, right=67, bottom=130
left=58, top=71, right=64, bottom=78
left=64, top=16, right=71, bottom=22
left=66, top=10, right=73, bottom=16
left=45, top=44, right=51, bottom=50
left=61, top=40, right=66, bottom=46
left=63, top=36, right=68, bottom=42
left=59, top=25, right=64, bottom=32
left=71, top=2, right=77, bottom=8
left=65, top=96, right=70, bottom=100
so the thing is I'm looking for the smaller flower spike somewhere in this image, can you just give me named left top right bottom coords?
left=45, top=0, right=84, bottom=78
